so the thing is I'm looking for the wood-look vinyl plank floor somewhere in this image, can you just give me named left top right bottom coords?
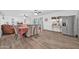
left=0, top=31, right=79, bottom=49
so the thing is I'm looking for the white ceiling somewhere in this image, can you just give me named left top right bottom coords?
left=0, top=10, right=78, bottom=17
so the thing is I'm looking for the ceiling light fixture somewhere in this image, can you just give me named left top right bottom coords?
left=34, top=10, right=42, bottom=15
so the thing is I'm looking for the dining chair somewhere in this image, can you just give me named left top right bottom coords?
left=13, top=25, right=19, bottom=40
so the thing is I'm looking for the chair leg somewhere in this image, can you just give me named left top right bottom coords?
left=14, top=34, right=18, bottom=40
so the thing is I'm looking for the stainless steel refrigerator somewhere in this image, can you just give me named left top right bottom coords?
left=62, top=15, right=75, bottom=36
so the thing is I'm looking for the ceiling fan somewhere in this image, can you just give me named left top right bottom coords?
left=34, top=10, right=42, bottom=15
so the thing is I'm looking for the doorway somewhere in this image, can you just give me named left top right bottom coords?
left=51, top=16, right=62, bottom=32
